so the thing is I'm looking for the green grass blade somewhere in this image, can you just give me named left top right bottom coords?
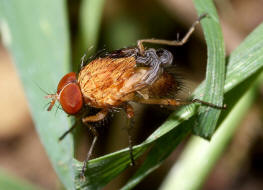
left=122, top=72, right=261, bottom=190
left=193, top=0, right=226, bottom=139
left=73, top=0, right=105, bottom=70
left=194, top=23, right=263, bottom=97
left=160, top=78, right=259, bottom=190
left=80, top=0, right=105, bottom=52
left=122, top=77, right=258, bottom=190
left=74, top=146, right=148, bottom=190
left=74, top=21, right=263, bottom=189
left=121, top=117, right=194, bottom=190
left=224, top=24, right=263, bottom=92
left=0, top=1, right=74, bottom=189
left=121, top=22, right=263, bottom=189
left=0, top=169, right=42, bottom=190
left=122, top=23, right=263, bottom=190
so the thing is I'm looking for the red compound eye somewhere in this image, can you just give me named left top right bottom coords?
left=59, top=83, right=83, bottom=114
left=54, top=72, right=83, bottom=115
left=46, top=72, right=78, bottom=112
left=57, top=72, right=77, bottom=94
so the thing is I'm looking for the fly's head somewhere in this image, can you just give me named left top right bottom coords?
left=46, top=72, right=83, bottom=115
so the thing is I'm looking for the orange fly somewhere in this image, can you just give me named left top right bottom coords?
left=46, top=13, right=226, bottom=177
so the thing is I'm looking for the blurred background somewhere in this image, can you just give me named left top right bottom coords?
left=0, top=0, right=263, bottom=189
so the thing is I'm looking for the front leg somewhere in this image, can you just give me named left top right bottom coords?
left=82, top=108, right=109, bottom=123
left=81, top=109, right=109, bottom=179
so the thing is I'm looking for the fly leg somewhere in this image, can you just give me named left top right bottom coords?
left=80, top=109, right=109, bottom=179
left=123, top=103, right=135, bottom=166
left=137, top=13, right=207, bottom=54
left=135, top=98, right=226, bottom=109
left=59, top=124, right=77, bottom=141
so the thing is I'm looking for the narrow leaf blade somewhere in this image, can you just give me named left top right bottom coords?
left=193, top=0, right=226, bottom=139
left=0, top=1, right=74, bottom=189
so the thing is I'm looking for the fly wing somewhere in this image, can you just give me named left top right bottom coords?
left=137, top=70, right=183, bottom=99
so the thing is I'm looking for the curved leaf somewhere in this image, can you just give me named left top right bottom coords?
left=0, top=1, right=74, bottom=189
left=193, top=0, right=226, bottom=139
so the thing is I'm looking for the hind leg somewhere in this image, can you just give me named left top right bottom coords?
left=137, top=13, right=207, bottom=54
left=123, top=103, right=135, bottom=166
left=135, top=98, right=226, bottom=109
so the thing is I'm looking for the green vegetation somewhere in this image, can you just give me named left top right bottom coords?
left=0, top=0, right=262, bottom=189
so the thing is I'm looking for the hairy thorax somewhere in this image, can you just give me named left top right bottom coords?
left=78, top=57, right=149, bottom=108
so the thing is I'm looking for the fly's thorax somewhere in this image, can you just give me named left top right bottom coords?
left=77, top=56, right=140, bottom=107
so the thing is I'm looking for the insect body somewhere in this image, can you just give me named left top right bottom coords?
left=46, top=13, right=225, bottom=178
left=78, top=48, right=177, bottom=109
